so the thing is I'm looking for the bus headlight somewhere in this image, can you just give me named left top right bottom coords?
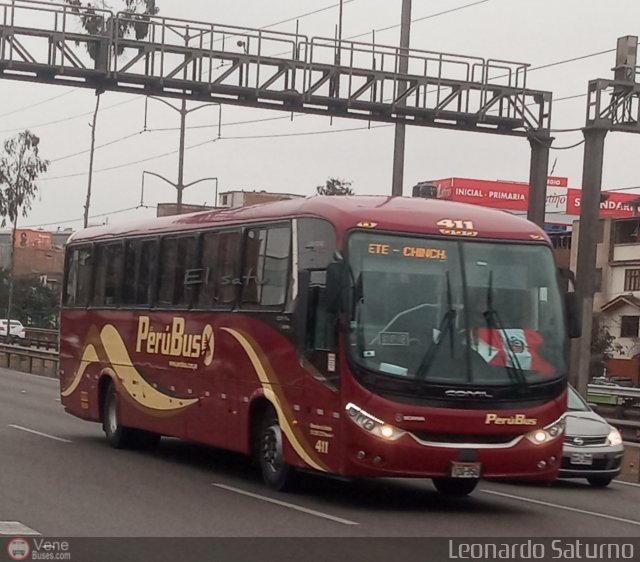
left=525, top=417, right=565, bottom=445
left=345, top=403, right=405, bottom=441
left=607, top=427, right=623, bottom=447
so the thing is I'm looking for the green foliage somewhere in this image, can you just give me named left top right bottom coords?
left=316, top=177, right=354, bottom=196
left=590, top=318, right=622, bottom=379
left=0, top=130, right=49, bottom=227
left=64, top=0, right=160, bottom=59
left=0, top=269, right=59, bottom=328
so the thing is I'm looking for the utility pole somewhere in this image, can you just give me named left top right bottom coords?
left=526, top=129, right=553, bottom=228
left=571, top=36, right=639, bottom=398
left=177, top=99, right=187, bottom=213
left=84, top=89, right=103, bottom=228
left=572, top=126, right=607, bottom=397
left=391, top=0, right=411, bottom=197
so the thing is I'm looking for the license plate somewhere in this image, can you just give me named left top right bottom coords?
left=450, top=461, right=482, bottom=479
left=570, top=453, right=593, bottom=466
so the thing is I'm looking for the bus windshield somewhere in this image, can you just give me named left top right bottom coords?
left=347, top=232, right=567, bottom=386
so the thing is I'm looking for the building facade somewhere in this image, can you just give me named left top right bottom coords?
left=218, top=190, right=304, bottom=208
left=570, top=217, right=640, bottom=382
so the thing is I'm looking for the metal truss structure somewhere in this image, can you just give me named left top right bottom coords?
left=587, top=77, right=640, bottom=133
left=0, top=0, right=552, bottom=136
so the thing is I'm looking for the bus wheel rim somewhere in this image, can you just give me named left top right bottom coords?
left=263, top=425, right=282, bottom=473
left=107, top=398, right=118, bottom=434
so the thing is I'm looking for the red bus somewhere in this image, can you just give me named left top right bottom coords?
left=60, top=196, right=574, bottom=496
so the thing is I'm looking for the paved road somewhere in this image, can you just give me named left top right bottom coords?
left=2, top=367, right=640, bottom=541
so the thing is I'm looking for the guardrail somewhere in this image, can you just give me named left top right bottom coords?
left=587, top=383, right=640, bottom=408
left=0, top=328, right=59, bottom=351
left=0, top=342, right=58, bottom=378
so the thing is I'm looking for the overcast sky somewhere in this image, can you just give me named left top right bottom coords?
left=2, top=0, right=640, bottom=231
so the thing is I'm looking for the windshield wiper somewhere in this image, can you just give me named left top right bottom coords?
left=415, top=272, right=456, bottom=381
left=483, top=271, right=528, bottom=392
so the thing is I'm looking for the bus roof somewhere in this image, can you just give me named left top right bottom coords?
left=69, top=196, right=550, bottom=244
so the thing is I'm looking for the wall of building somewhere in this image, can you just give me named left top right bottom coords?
left=601, top=302, right=640, bottom=359
left=218, top=190, right=304, bottom=208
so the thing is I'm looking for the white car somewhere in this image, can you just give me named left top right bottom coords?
left=559, top=386, right=624, bottom=487
left=0, top=319, right=26, bottom=340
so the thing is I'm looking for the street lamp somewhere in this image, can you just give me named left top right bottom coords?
left=140, top=171, right=220, bottom=213
left=144, top=96, right=222, bottom=214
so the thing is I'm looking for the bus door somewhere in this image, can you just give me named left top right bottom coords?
left=296, top=267, right=343, bottom=471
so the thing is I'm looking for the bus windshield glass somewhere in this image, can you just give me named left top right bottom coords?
left=347, top=232, right=567, bottom=386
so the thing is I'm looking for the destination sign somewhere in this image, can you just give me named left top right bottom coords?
left=367, top=243, right=447, bottom=260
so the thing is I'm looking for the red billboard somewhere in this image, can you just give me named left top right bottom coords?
left=430, top=177, right=639, bottom=219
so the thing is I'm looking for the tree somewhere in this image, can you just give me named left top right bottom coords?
left=0, top=270, right=60, bottom=329
left=65, top=0, right=160, bottom=58
left=590, top=317, right=622, bottom=379
left=317, top=177, right=354, bottom=196
left=0, top=131, right=50, bottom=324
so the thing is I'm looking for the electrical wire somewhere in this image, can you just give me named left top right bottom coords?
left=529, top=49, right=616, bottom=73
left=0, top=98, right=140, bottom=134
left=50, top=130, right=146, bottom=163
left=258, top=1, right=357, bottom=31
left=24, top=205, right=153, bottom=229
left=39, top=122, right=393, bottom=182
left=550, top=139, right=585, bottom=150
left=346, top=0, right=492, bottom=41
left=0, top=90, right=76, bottom=118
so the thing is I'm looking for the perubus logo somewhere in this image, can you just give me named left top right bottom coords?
left=136, top=316, right=214, bottom=366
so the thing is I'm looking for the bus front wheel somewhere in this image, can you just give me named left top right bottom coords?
left=432, top=477, right=479, bottom=497
left=258, top=408, right=296, bottom=491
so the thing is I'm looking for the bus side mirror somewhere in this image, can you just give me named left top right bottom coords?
left=325, top=262, right=344, bottom=314
left=565, top=292, right=581, bottom=339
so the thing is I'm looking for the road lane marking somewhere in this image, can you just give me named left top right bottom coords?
left=8, top=424, right=71, bottom=443
left=0, top=521, right=40, bottom=535
left=482, top=489, right=640, bottom=527
left=613, top=480, right=640, bottom=488
left=212, top=483, right=359, bottom=526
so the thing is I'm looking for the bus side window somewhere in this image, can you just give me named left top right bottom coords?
left=93, top=243, right=123, bottom=307
left=240, top=225, right=291, bottom=309
left=123, top=239, right=157, bottom=306
left=76, top=247, right=93, bottom=307
left=158, top=236, right=197, bottom=308
left=64, top=249, right=79, bottom=307
left=196, top=229, right=241, bottom=309
left=217, top=230, right=242, bottom=306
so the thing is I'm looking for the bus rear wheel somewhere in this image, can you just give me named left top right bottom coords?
left=432, top=477, right=479, bottom=497
left=258, top=408, right=296, bottom=491
left=103, top=383, right=160, bottom=450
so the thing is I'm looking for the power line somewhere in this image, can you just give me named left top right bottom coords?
left=222, top=123, right=390, bottom=140
left=0, top=90, right=76, bottom=118
left=346, top=0, right=491, bottom=40
left=550, top=139, right=585, bottom=150
left=529, top=49, right=616, bottom=73
left=39, top=121, right=393, bottom=182
left=50, top=130, right=146, bottom=163
left=259, top=0, right=357, bottom=31
left=24, top=205, right=152, bottom=229
left=0, top=98, right=140, bottom=134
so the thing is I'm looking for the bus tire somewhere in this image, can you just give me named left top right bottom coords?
left=103, top=382, right=138, bottom=449
left=258, top=407, right=296, bottom=491
left=432, top=477, right=478, bottom=497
